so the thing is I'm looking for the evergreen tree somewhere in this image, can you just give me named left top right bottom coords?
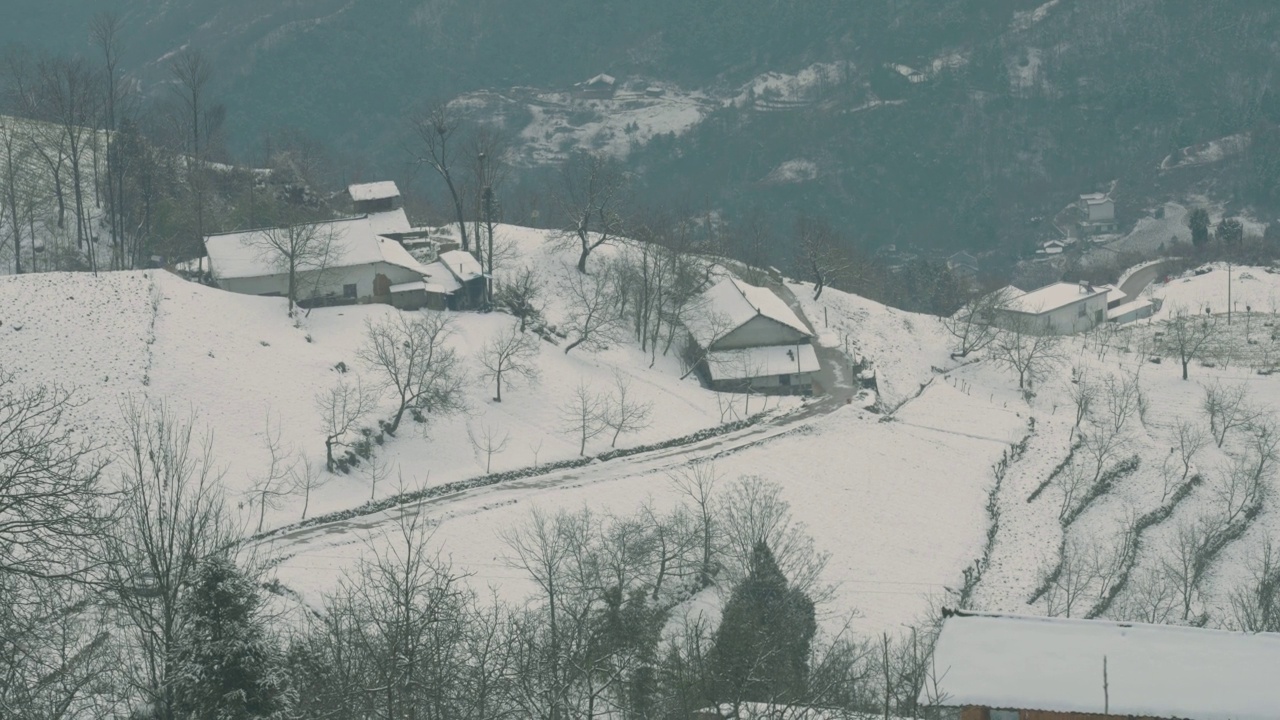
left=171, top=555, right=284, bottom=720
left=1217, top=217, right=1244, bottom=245
left=1189, top=208, right=1212, bottom=247
left=707, top=541, right=816, bottom=707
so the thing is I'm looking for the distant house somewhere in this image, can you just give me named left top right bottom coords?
left=925, top=609, right=1280, bottom=720
left=204, top=215, right=428, bottom=307
left=349, top=181, right=402, bottom=214
left=1108, top=297, right=1157, bottom=324
left=684, top=277, right=818, bottom=395
left=1078, top=192, right=1117, bottom=235
left=1037, top=239, right=1066, bottom=256
left=577, top=73, right=617, bottom=98
left=995, top=281, right=1108, bottom=334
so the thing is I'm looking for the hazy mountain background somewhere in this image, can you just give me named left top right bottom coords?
left=4, top=0, right=1279, bottom=263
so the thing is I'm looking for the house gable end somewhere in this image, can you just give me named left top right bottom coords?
left=711, top=314, right=811, bottom=350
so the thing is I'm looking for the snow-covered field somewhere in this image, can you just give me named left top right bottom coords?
left=7, top=242, right=1280, bottom=638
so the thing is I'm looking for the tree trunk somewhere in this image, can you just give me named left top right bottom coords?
left=495, top=369, right=503, bottom=402
left=577, top=244, right=590, bottom=274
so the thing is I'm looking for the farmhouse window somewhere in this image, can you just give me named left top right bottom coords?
left=779, top=374, right=792, bottom=386
left=343, top=283, right=358, bottom=298
left=1077, top=304, right=1087, bottom=318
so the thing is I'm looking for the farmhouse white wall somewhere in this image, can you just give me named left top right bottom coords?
left=217, top=262, right=423, bottom=301
left=713, top=315, right=810, bottom=350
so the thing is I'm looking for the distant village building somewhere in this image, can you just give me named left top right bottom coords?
left=947, top=251, right=980, bottom=282
left=684, top=277, right=818, bottom=395
left=926, top=609, right=1280, bottom=720
left=205, top=180, right=489, bottom=310
left=576, top=73, right=617, bottom=98
left=995, top=281, right=1108, bottom=334
left=1037, top=239, right=1066, bottom=256
left=1078, top=192, right=1117, bottom=235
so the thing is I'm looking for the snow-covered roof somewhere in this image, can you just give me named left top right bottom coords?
left=422, top=261, right=463, bottom=294
left=205, top=216, right=427, bottom=280
left=929, top=610, right=1280, bottom=719
left=367, top=208, right=412, bottom=236
left=1003, top=282, right=1105, bottom=315
left=706, top=343, right=819, bottom=382
left=1108, top=298, right=1153, bottom=319
left=438, top=249, right=484, bottom=283
left=1079, top=192, right=1108, bottom=202
left=348, top=181, right=400, bottom=203
left=585, top=73, right=616, bottom=86
left=1097, top=283, right=1127, bottom=305
left=685, top=277, right=812, bottom=348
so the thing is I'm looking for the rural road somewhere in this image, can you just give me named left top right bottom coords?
left=1119, top=260, right=1176, bottom=302
left=256, top=296, right=860, bottom=560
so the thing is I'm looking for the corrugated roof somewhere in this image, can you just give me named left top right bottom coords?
left=928, top=610, right=1280, bottom=719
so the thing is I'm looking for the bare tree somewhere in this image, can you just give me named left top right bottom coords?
left=241, top=216, right=340, bottom=315
left=247, top=413, right=297, bottom=534
left=168, top=48, right=219, bottom=251
left=358, top=312, right=466, bottom=435
left=560, top=381, right=607, bottom=455
left=1053, top=464, right=1090, bottom=522
left=990, top=317, right=1063, bottom=392
left=0, top=117, right=35, bottom=273
left=942, top=288, right=1010, bottom=358
left=669, top=461, right=721, bottom=587
left=91, top=11, right=127, bottom=268
left=556, top=150, right=627, bottom=273
left=1102, top=371, right=1142, bottom=436
left=413, top=101, right=470, bottom=251
left=793, top=214, right=850, bottom=300
left=105, top=399, right=234, bottom=720
left=1174, top=420, right=1208, bottom=484
left=1163, top=306, right=1218, bottom=380
left=467, top=422, right=510, bottom=474
left=35, top=55, right=98, bottom=267
left=1067, top=369, right=1097, bottom=430
left=1202, top=381, right=1264, bottom=447
left=290, top=456, right=325, bottom=521
left=1227, top=536, right=1280, bottom=632
left=479, top=321, right=541, bottom=402
left=1160, top=517, right=1212, bottom=622
left=559, top=265, right=621, bottom=354
left=716, top=475, right=831, bottom=598
left=1042, top=538, right=1099, bottom=618
left=602, top=370, right=653, bottom=447
left=316, top=378, right=377, bottom=472
left=1115, top=565, right=1179, bottom=625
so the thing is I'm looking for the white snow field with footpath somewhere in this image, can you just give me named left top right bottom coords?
left=6, top=236, right=1280, bottom=636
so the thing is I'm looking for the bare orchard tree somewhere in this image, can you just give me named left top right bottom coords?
left=556, top=150, right=627, bottom=273
left=316, top=377, right=377, bottom=472
left=1160, top=517, right=1214, bottom=622
left=990, top=317, right=1063, bottom=392
left=241, top=216, right=340, bottom=316
left=559, top=264, right=622, bottom=354
left=942, top=288, right=1012, bottom=358
left=413, top=101, right=470, bottom=251
left=1174, top=420, right=1208, bottom=484
left=668, top=461, right=721, bottom=587
left=358, top=312, right=466, bottom=435
left=1067, top=368, right=1097, bottom=431
left=1101, top=370, right=1144, bottom=436
left=559, top=380, right=608, bottom=456
left=467, top=422, right=510, bottom=474
left=290, top=456, right=324, bottom=521
left=716, top=475, right=831, bottom=599
left=602, top=370, right=653, bottom=447
left=1163, top=306, right=1218, bottom=381
left=1041, top=538, right=1099, bottom=618
left=105, top=399, right=234, bottom=720
left=1202, top=381, right=1265, bottom=448
left=479, top=320, right=541, bottom=402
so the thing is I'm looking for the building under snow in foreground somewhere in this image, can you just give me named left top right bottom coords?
left=927, top=609, right=1280, bottom=720
left=684, top=277, right=818, bottom=395
left=995, top=281, right=1108, bottom=335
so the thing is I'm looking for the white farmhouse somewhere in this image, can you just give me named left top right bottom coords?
left=1078, top=192, right=1117, bottom=235
left=684, top=277, right=818, bottom=395
left=996, top=281, right=1108, bottom=334
left=204, top=215, right=429, bottom=307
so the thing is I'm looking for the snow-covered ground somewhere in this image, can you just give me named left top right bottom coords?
left=8, top=246, right=1280, bottom=639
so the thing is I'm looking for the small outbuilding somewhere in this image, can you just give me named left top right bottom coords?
left=684, top=277, right=818, bottom=395
left=388, top=249, right=488, bottom=312
left=926, top=609, right=1280, bottom=720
